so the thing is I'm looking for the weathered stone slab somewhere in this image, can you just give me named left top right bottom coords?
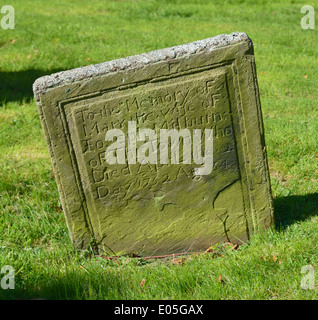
left=33, top=32, right=274, bottom=256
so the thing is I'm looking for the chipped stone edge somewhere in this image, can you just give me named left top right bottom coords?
left=33, top=32, right=252, bottom=100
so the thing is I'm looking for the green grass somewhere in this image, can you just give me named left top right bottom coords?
left=0, top=0, right=318, bottom=299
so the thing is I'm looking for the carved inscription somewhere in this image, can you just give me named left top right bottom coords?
left=67, top=69, right=241, bottom=228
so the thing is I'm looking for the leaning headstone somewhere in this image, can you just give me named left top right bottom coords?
left=33, top=32, right=274, bottom=256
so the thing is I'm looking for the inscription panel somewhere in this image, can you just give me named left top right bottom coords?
left=64, top=66, right=247, bottom=254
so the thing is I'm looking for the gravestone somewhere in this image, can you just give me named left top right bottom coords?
left=33, top=32, right=274, bottom=256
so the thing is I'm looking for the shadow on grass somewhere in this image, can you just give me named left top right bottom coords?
left=0, top=272, right=133, bottom=300
left=274, top=193, right=318, bottom=230
left=0, top=69, right=62, bottom=106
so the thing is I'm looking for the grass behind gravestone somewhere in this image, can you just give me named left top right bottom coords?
left=0, top=0, right=317, bottom=299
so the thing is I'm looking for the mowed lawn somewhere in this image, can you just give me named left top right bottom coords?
left=0, top=0, right=317, bottom=299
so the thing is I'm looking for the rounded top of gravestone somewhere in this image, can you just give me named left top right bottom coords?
left=33, top=32, right=252, bottom=99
